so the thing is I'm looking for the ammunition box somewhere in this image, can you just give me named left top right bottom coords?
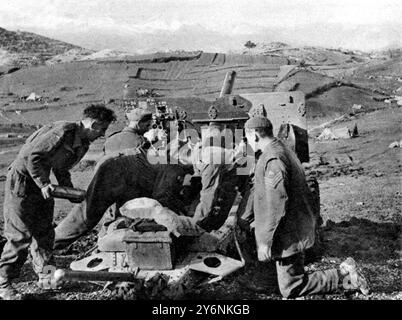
left=124, top=230, right=175, bottom=270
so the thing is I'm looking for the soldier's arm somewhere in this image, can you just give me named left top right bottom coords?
left=27, top=128, right=67, bottom=189
left=53, top=168, right=74, bottom=188
left=254, top=158, right=289, bottom=253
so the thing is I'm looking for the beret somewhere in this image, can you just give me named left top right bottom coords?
left=244, top=116, right=273, bottom=129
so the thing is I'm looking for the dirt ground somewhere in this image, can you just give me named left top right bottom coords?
left=0, top=101, right=400, bottom=300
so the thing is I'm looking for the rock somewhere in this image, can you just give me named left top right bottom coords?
left=332, top=124, right=358, bottom=139
left=317, top=128, right=338, bottom=140
left=384, top=99, right=391, bottom=104
left=352, top=104, right=363, bottom=110
left=334, top=154, right=354, bottom=165
left=394, top=96, right=402, bottom=106
left=319, top=156, right=330, bottom=165
left=356, top=202, right=364, bottom=206
left=0, top=133, right=12, bottom=138
left=332, top=127, right=350, bottom=139
left=388, top=141, right=401, bottom=148
left=374, top=172, right=384, bottom=177
left=26, top=92, right=41, bottom=102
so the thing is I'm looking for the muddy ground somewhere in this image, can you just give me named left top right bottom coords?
left=0, top=101, right=400, bottom=300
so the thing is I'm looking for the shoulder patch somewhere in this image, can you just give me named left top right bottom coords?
left=264, top=157, right=285, bottom=189
left=265, top=171, right=283, bottom=188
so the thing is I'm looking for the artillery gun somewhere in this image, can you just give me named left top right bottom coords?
left=52, top=71, right=321, bottom=299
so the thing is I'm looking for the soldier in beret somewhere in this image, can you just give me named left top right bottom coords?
left=103, top=108, right=153, bottom=155
left=0, top=104, right=116, bottom=300
left=244, top=115, right=369, bottom=298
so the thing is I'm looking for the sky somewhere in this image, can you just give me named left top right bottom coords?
left=0, top=0, right=401, bottom=53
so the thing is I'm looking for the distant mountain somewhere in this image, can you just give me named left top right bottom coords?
left=23, top=20, right=402, bottom=54
left=0, top=27, right=91, bottom=69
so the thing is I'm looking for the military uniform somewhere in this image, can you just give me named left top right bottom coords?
left=101, top=126, right=150, bottom=230
left=191, top=144, right=248, bottom=232
left=254, top=138, right=339, bottom=298
left=0, top=121, right=89, bottom=286
left=103, top=127, right=148, bottom=155
left=103, top=108, right=152, bottom=155
left=53, top=148, right=189, bottom=250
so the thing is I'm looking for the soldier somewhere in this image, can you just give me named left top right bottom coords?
left=103, top=108, right=153, bottom=155
left=244, top=116, right=369, bottom=298
left=177, top=121, right=250, bottom=232
left=100, top=108, right=153, bottom=233
left=53, top=147, right=191, bottom=251
left=0, top=104, right=116, bottom=300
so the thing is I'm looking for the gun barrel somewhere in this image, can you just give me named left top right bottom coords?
left=219, top=71, right=236, bottom=97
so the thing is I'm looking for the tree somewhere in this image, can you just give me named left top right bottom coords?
left=244, top=40, right=257, bottom=50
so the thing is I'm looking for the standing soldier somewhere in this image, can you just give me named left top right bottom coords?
left=244, top=116, right=369, bottom=298
left=0, top=104, right=116, bottom=300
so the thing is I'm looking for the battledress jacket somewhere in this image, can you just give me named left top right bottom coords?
left=254, top=138, right=316, bottom=259
left=103, top=127, right=147, bottom=155
left=191, top=144, right=249, bottom=231
left=11, top=121, right=90, bottom=189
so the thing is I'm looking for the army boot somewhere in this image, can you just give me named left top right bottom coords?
left=0, top=278, right=21, bottom=300
left=339, top=257, right=370, bottom=295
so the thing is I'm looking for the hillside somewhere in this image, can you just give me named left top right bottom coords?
left=0, top=27, right=92, bottom=71
left=0, top=28, right=399, bottom=145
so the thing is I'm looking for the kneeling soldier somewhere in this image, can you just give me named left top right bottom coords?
left=244, top=116, right=369, bottom=298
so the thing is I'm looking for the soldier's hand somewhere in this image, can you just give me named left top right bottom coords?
left=257, top=244, right=271, bottom=262
left=41, top=184, right=55, bottom=200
